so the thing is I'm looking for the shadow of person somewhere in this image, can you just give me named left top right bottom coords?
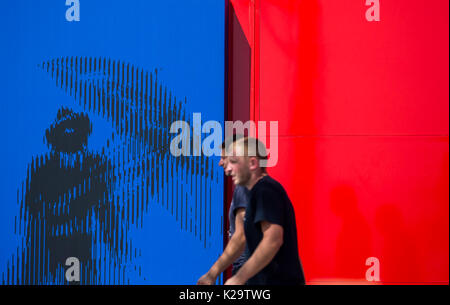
left=419, top=152, right=450, bottom=281
left=330, top=185, right=372, bottom=281
left=375, top=203, right=423, bottom=283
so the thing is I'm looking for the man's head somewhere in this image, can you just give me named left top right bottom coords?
left=225, top=137, right=268, bottom=187
left=219, top=134, right=245, bottom=176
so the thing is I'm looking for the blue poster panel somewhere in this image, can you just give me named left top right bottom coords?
left=0, top=0, right=224, bottom=284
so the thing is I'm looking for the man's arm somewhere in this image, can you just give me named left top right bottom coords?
left=197, top=208, right=246, bottom=285
left=224, top=221, right=283, bottom=285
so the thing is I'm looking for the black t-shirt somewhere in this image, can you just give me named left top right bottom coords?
left=244, top=176, right=305, bottom=285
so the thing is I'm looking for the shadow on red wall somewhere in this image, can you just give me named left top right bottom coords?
left=331, top=186, right=372, bottom=280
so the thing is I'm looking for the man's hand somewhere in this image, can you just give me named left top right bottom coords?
left=197, top=208, right=246, bottom=286
left=224, top=275, right=246, bottom=285
left=197, top=272, right=216, bottom=285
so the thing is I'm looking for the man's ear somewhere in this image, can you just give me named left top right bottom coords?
left=249, top=157, right=259, bottom=171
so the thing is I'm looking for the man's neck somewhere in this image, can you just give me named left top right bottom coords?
left=245, top=170, right=267, bottom=190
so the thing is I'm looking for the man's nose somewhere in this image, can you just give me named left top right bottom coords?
left=224, top=166, right=231, bottom=176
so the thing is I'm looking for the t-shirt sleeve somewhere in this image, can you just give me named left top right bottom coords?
left=231, top=187, right=249, bottom=215
left=253, top=186, right=285, bottom=226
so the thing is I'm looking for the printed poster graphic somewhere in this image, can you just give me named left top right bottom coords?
left=0, top=0, right=224, bottom=284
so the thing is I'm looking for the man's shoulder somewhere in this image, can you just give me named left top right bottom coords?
left=254, top=176, right=286, bottom=195
left=253, top=176, right=293, bottom=206
left=233, top=185, right=250, bottom=198
left=232, top=185, right=250, bottom=209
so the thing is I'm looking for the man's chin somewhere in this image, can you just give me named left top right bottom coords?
left=233, top=178, right=245, bottom=186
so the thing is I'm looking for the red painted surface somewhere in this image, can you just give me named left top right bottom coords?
left=229, top=0, right=449, bottom=284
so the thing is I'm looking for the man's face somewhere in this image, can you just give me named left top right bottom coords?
left=219, top=150, right=232, bottom=176
left=226, top=151, right=251, bottom=186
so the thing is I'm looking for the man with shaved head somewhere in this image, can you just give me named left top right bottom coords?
left=224, top=137, right=305, bottom=285
left=197, top=135, right=250, bottom=285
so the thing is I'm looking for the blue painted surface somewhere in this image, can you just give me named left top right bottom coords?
left=0, top=0, right=224, bottom=285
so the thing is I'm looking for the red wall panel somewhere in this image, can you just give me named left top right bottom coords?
left=230, top=0, right=449, bottom=284
left=270, top=137, right=449, bottom=284
left=258, top=0, right=449, bottom=136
